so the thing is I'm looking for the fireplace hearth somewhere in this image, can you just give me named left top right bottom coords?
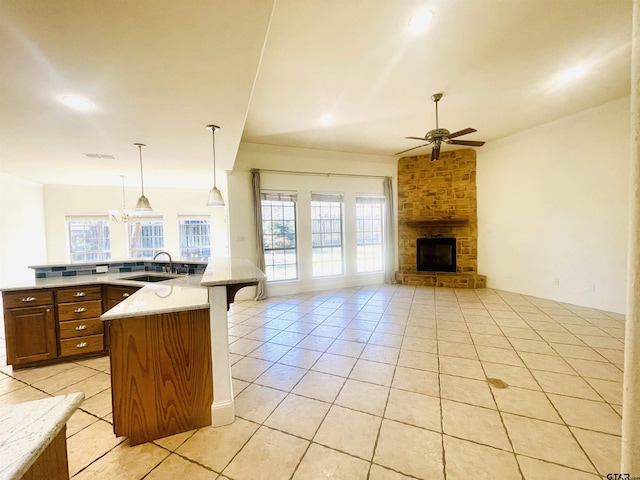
left=417, top=238, right=456, bottom=272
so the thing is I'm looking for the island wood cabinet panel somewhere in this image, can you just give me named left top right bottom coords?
left=106, top=308, right=212, bottom=445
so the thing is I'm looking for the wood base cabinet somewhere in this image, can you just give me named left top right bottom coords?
left=106, top=308, right=212, bottom=445
left=3, top=289, right=56, bottom=365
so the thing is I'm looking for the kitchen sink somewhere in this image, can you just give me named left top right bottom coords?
left=120, top=273, right=185, bottom=283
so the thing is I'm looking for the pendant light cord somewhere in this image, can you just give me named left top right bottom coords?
left=212, top=128, right=217, bottom=187
left=136, top=143, right=146, bottom=196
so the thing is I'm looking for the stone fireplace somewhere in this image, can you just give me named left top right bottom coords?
left=395, top=148, right=486, bottom=288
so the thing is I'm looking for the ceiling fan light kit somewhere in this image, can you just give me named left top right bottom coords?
left=396, top=93, right=486, bottom=160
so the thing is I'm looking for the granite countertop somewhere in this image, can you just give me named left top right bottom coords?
left=0, top=271, right=200, bottom=292
left=101, top=281, right=209, bottom=320
left=200, top=258, right=266, bottom=287
left=28, top=258, right=208, bottom=269
left=0, top=392, right=84, bottom=480
left=103, top=259, right=265, bottom=320
left=1, top=258, right=265, bottom=322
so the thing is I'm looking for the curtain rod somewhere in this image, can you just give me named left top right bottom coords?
left=254, top=168, right=390, bottom=180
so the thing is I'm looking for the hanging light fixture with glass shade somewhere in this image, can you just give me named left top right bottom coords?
left=134, top=142, right=152, bottom=212
left=109, top=175, right=133, bottom=223
left=206, top=124, right=225, bottom=207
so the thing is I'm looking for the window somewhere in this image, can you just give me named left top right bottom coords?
left=356, top=195, right=384, bottom=273
left=311, top=193, right=343, bottom=277
left=128, top=216, right=164, bottom=259
left=66, top=215, right=111, bottom=263
left=261, top=192, right=298, bottom=281
left=179, top=216, right=211, bottom=260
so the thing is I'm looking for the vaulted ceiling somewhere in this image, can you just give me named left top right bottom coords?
left=0, top=0, right=632, bottom=190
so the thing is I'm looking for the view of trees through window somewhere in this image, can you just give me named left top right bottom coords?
left=67, top=217, right=111, bottom=263
left=356, top=196, right=384, bottom=272
left=261, top=192, right=297, bottom=281
left=129, top=218, right=164, bottom=259
left=179, top=216, right=211, bottom=260
left=311, top=193, right=344, bottom=277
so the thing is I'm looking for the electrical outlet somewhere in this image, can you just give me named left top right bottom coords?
left=96, top=265, right=108, bottom=274
left=553, top=278, right=560, bottom=286
left=588, top=281, right=596, bottom=292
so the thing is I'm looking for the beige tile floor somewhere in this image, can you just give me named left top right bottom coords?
left=0, top=285, right=626, bottom=479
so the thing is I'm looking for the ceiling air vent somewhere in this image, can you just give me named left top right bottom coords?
left=84, top=153, right=116, bottom=159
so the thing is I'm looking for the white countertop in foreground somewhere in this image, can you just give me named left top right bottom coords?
left=0, top=392, right=84, bottom=480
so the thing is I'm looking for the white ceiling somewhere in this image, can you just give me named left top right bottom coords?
left=0, top=0, right=633, bottom=190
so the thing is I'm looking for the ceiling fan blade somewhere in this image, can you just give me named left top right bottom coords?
left=447, top=139, right=486, bottom=147
left=395, top=143, right=430, bottom=155
left=431, top=144, right=440, bottom=161
left=405, top=136, right=428, bottom=140
left=447, top=128, right=477, bottom=139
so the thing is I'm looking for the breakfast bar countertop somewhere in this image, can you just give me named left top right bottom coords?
left=200, top=257, right=266, bottom=287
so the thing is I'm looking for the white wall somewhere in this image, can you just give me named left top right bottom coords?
left=43, top=182, right=229, bottom=263
left=0, top=173, right=47, bottom=286
left=477, top=96, right=631, bottom=313
left=229, top=143, right=397, bottom=297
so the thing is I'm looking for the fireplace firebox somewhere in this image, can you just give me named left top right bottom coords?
left=417, top=238, right=456, bottom=272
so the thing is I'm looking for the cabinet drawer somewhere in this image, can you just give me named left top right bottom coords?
left=59, top=318, right=104, bottom=339
left=58, top=300, right=102, bottom=321
left=3, top=290, right=53, bottom=309
left=60, top=334, right=104, bottom=357
left=56, top=286, right=102, bottom=303
left=107, top=286, right=140, bottom=301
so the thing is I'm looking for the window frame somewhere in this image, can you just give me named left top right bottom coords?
left=66, top=214, right=112, bottom=263
left=178, top=215, right=211, bottom=261
left=261, top=191, right=298, bottom=282
left=310, top=192, right=344, bottom=278
left=127, top=215, right=165, bottom=259
left=355, top=194, right=385, bottom=273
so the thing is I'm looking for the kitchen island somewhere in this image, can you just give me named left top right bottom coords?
left=101, top=258, right=264, bottom=444
left=1, top=257, right=265, bottom=446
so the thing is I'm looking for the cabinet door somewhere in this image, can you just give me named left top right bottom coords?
left=5, top=306, right=57, bottom=365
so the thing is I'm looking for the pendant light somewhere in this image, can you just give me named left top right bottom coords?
left=109, top=175, right=133, bottom=223
left=206, top=124, right=225, bottom=207
left=134, top=142, right=152, bottom=211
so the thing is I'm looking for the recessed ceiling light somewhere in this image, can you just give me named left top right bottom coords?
left=409, top=10, right=433, bottom=34
left=555, top=65, right=588, bottom=85
left=320, top=114, right=332, bottom=126
left=61, top=95, right=93, bottom=110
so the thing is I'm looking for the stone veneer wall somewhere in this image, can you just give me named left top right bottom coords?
left=396, top=148, right=486, bottom=288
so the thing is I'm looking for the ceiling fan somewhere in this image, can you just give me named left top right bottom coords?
left=395, top=93, right=485, bottom=160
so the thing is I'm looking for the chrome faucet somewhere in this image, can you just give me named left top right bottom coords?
left=153, top=251, right=173, bottom=273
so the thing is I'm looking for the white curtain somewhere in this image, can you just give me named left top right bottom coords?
left=383, top=177, right=396, bottom=284
left=251, top=170, right=267, bottom=300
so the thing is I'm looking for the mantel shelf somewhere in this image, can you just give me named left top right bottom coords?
left=403, top=218, right=469, bottom=227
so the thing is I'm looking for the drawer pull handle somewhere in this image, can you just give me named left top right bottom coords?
left=76, top=342, right=88, bottom=348
left=21, top=296, right=37, bottom=302
left=75, top=325, right=87, bottom=331
left=122, top=293, right=130, bottom=298
left=74, top=307, right=87, bottom=313
left=73, top=291, right=86, bottom=297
